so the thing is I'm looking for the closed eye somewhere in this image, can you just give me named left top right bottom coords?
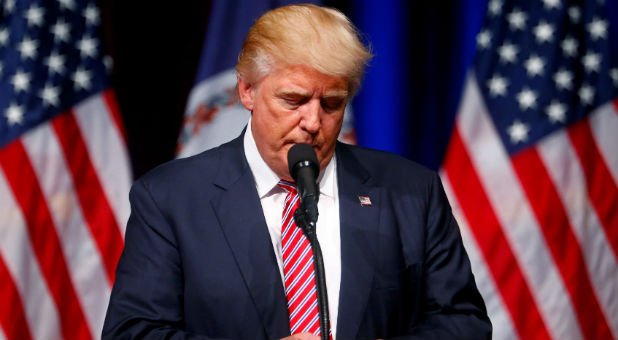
left=280, top=94, right=309, bottom=108
left=321, top=97, right=346, bottom=112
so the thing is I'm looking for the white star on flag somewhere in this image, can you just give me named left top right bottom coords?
left=58, top=0, right=76, bottom=11
left=17, top=37, right=38, bottom=59
left=582, top=52, right=601, bottom=73
left=578, top=84, right=594, bottom=104
left=488, top=0, right=502, bottom=16
left=3, top=0, right=15, bottom=13
left=611, top=68, right=618, bottom=86
left=477, top=30, right=491, bottom=49
left=507, top=9, right=527, bottom=30
left=516, top=87, right=537, bottom=110
left=587, top=17, right=607, bottom=40
left=0, top=28, right=9, bottom=46
left=25, top=5, right=45, bottom=27
left=103, top=55, right=113, bottom=73
left=525, top=55, right=545, bottom=77
left=39, top=84, right=60, bottom=106
left=553, top=69, right=573, bottom=90
left=51, top=20, right=71, bottom=42
left=72, top=67, right=91, bottom=90
left=542, top=0, right=561, bottom=10
left=77, top=36, right=97, bottom=58
left=11, top=70, right=31, bottom=92
left=45, top=52, right=66, bottom=74
left=507, top=119, right=530, bottom=143
left=568, top=6, right=581, bottom=22
left=83, top=5, right=100, bottom=26
left=561, top=37, right=578, bottom=57
left=534, top=22, right=555, bottom=43
left=4, top=102, right=24, bottom=125
left=487, top=74, right=509, bottom=96
left=545, top=101, right=567, bottom=123
left=498, top=42, right=518, bottom=63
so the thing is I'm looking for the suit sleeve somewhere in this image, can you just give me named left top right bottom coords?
left=397, top=172, right=492, bottom=339
left=102, top=179, right=208, bottom=340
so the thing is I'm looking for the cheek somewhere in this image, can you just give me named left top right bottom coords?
left=263, top=100, right=297, bottom=128
left=256, top=111, right=299, bottom=147
left=322, top=113, right=344, bottom=135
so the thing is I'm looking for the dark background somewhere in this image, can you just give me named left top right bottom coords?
left=100, top=2, right=211, bottom=178
left=98, top=1, right=480, bottom=179
left=100, top=1, right=618, bottom=180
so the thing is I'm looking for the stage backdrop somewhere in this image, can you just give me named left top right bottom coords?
left=3, top=0, right=611, bottom=339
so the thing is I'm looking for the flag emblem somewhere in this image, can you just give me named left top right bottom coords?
left=358, top=196, right=372, bottom=206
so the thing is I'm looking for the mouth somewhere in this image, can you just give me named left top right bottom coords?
left=286, top=140, right=319, bottom=149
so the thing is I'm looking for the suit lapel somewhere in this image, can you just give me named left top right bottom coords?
left=210, top=136, right=290, bottom=339
left=335, top=143, right=381, bottom=340
left=208, top=138, right=381, bottom=339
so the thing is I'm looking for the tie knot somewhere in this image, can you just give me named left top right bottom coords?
left=277, top=180, right=297, bottom=195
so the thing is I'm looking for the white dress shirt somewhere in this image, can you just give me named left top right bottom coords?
left=243, top=118, right=341, bottom=339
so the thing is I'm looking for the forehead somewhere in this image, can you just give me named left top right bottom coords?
left=264, top=64, right=348, bottom=97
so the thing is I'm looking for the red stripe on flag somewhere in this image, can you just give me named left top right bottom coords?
left=51, top=112, right=124, bottom=285
left=443, top=127, right=551, bottom=340
left=102, top=89, right=128, bottom=144
left=567, top=118, right=618, bottom=260
left=511, top=147, right=614, bottom=340
left=0, top=139, right=92, bottom=340
left=0, top=253, right=33, bottom=340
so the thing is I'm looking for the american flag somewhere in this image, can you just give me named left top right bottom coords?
left=0, top=0, right=131, bottom=339
left=441, top=0, right=618, bottom=339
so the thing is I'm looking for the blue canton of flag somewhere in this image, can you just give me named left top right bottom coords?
left=475, top=0, right=618, bottom=154
left=0, top=0, right=109, bottom=147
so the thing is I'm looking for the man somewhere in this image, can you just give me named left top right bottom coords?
left=103, top=4, right=491, bottom=340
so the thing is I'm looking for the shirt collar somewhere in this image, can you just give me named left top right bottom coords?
left=243, top=117, right=336, bottom=198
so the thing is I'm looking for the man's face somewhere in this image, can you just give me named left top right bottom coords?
left=238, top=64, right=348, bottom=181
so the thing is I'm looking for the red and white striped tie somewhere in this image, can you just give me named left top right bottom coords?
left=278, top=180, right=325, bottom=337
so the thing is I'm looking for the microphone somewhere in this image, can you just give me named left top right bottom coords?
left=287, top=143, right=320, bottom=225
left=287, top=143, right=329, bottom=340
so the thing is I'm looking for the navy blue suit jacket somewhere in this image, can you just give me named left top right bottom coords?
left=102, top=135, right=491, bottom=339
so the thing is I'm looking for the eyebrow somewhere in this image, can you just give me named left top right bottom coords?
left=277, top=89, right=311, bottom=97
left=322, top=90, right=349, bottom=98
left=276, top=89, right=348, bottom=98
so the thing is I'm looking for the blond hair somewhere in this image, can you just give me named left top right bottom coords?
left=236, top=4, right=372, bottom=95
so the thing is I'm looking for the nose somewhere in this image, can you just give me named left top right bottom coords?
left=299, top=99, right=321, bottom=134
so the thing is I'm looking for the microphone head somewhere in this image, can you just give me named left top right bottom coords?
left=287, top=143, right=319, bottom=181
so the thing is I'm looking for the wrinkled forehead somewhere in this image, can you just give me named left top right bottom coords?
left=262, top=64, right=349, bottom=97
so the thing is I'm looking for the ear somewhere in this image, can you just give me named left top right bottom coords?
left=237, top=76, right=255, bottom=111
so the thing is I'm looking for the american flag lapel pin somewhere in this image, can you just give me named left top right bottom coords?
left=358, top=196, right=372, bottom=206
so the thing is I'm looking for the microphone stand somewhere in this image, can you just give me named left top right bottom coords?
left=294, top=205, right=330, bottom=340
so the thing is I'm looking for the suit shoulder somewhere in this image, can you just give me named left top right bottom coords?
left=136, top=146, right=222, bottom=187
left=339, top=143, right=436, bottom=182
